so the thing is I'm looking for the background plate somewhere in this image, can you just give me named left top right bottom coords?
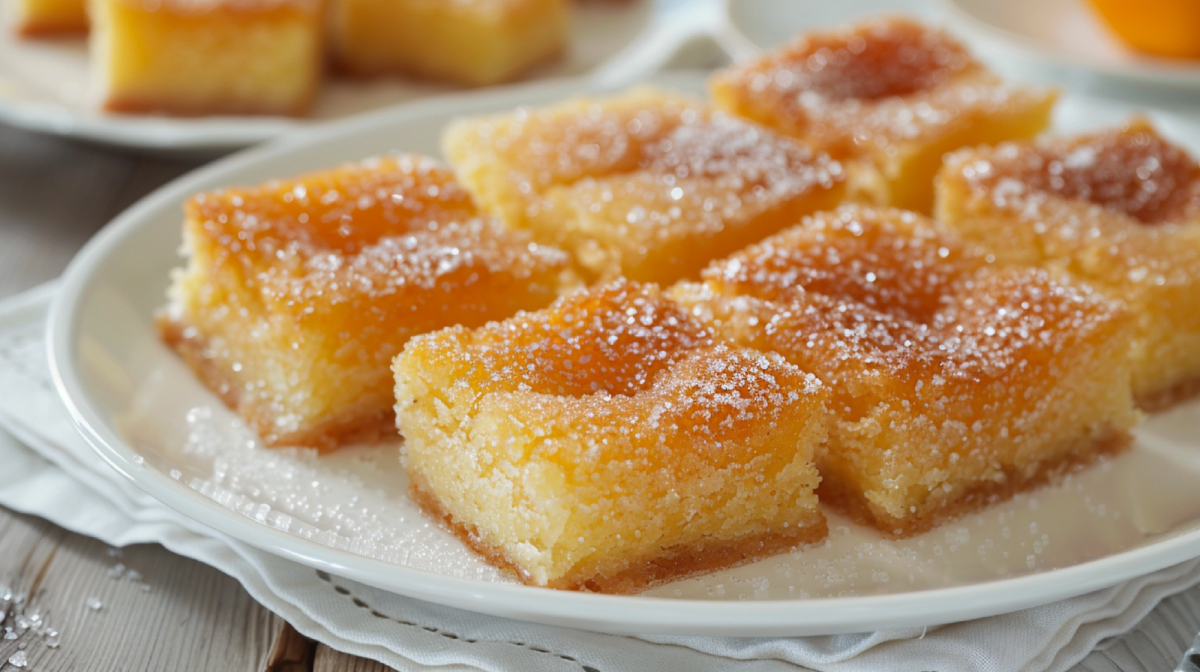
left=48, top=72, right=1200, bottom=636
left=0, top=0, right=653, bottom=154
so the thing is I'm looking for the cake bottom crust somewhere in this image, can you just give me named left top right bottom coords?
left=1137, top=375, right=1200, bottom=413
left=819, top=428, right=1132, bottom=538
left=17, top=21, right=87, bottom=36
left=102, top=90, right=315, bottom=117
left=408, top=473, right=829, bottom=594
left=157, top=315, right=397, bottom=451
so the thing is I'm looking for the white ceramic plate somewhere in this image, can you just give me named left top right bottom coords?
left=720, top=0, right=939, bottom=59
left=0, top=0, right=652, bottom=154
left=48, top=73, right=1200, bottom=636
left=942, top=0, right=1200, bottom=99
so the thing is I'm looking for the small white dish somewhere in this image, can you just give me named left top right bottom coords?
left=720, top=0, right=938, bottom=60
left=47, top=74, right=1200, bottom=636
left=942, top=0, right=1200, bottom=116
left=0, top=0, right=653, bottom=154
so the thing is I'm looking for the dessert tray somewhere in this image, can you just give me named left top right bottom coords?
left=0, top=0, right=653, bottom=153
left=46, top=71, right=1200, bottom=636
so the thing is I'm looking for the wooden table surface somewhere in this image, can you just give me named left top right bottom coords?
left=1, top=121, right=1199, bottom=672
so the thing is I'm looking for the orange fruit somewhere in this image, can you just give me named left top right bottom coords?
left=1086, top=0, right=1200, bottom=60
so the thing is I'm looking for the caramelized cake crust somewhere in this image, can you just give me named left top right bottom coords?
left=710, top=16, right=1057, bottom=212
left=160, top=154, right=574, bottom=451
left=393, top=280, right=829, bottom=592
left=13, top=0, right=87, bottom=35
left=672, top=205, right=1139, bottom=535
left=444, top=88, right=845, bottom=284
left=936, top=119, right=1200, bottom=408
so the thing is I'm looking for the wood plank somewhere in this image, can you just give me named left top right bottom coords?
left=0, top=507, right=286, bottom=672
left=313, top=646, right=396, bottom=672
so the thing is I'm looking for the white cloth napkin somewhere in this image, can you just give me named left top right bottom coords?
left=2, top=283, right=1198, bottom=672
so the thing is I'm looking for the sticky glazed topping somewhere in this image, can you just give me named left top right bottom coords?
left=742, top=16, right=974, bottom=103
left=711, top=16, right=1006, bottom=154
left=456, top=89, right=705, bottom=191
left=399, top=278, right=827, bottom=478
left=638, top=112, right=843, bottom=194
left=556, top=112, right=845, bottom=247
left=703, top=207, right=982, bottom=322
left=187, top=154, right=570, bottom=308
left=409, top=280, right=716, bottom=398
left=690, top=206, right=1124, bottom=392
left=949, top=119, right=1200, bottom=225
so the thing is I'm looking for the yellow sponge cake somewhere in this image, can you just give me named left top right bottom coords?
left=327, top=0, right=568, bottom=86
left=393, top=280, right=829, bottom=591
left=90, top=0, right=323, bottom=115
left=936, top=119, right=1200, bottom=409
left=710, top=16, right=1056, bottom=213
left=672, top=206, right=1139, bottom=535
left=159, top=154, right=575, bottom=451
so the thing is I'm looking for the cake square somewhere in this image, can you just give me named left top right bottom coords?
left=159, top=154, right=575, bottom=451
left=671, top=205, right=1139, bottom=536
left=709, top=16, right=1057, bottom=213
left=13, top=0, right=87, bottom=35
left=393, top=280, right=830, bottom=592
left=443, top=88, right=846, bottom=284
left=327, top=0, right=568, bottom=86
left=936, top=119, right=1200, bottom=409
left=90, top=0, right=323, bottom=115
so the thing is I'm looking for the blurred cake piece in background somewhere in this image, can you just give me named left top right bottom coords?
left=327, top=0, right=569, bottom=86
left=90, top=0, right=323, bottom=116
left=710, top=16, right=1057, bottom=213
left=12, top=0, right=87, bottom=35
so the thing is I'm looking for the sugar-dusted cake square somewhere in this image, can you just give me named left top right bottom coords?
left=159, top=154, right=575, bottom=451
left=936, top=119, right=1200, bottom=409
left=710, top=16, right=1057, bottom=213
left=671, top=205, right=1138, bottom=536
left=327, top=0, right=568, bottom=86
left=90, top=0, right=323, bottom=115
left=13, top=0, right=87, bottom=35
left=393, top=280, right=829, bottom=592
left=444, top=88, right=846, bottom=284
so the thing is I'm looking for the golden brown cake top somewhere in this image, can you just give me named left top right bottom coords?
left=709, top=16, right=1047, bottom=157
left=448, top=87, right=844, bottom=199
left=405, top=279, right=717, bottom=398
left=681, top=206, right=1129, bottom=398
left=944, top=118, right=1200, bottom=225
left=399, top=279, right=827, bottom=473
left=702, top=207, right=983, bottom=322
left=186, top=154, right=571, bottom=308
